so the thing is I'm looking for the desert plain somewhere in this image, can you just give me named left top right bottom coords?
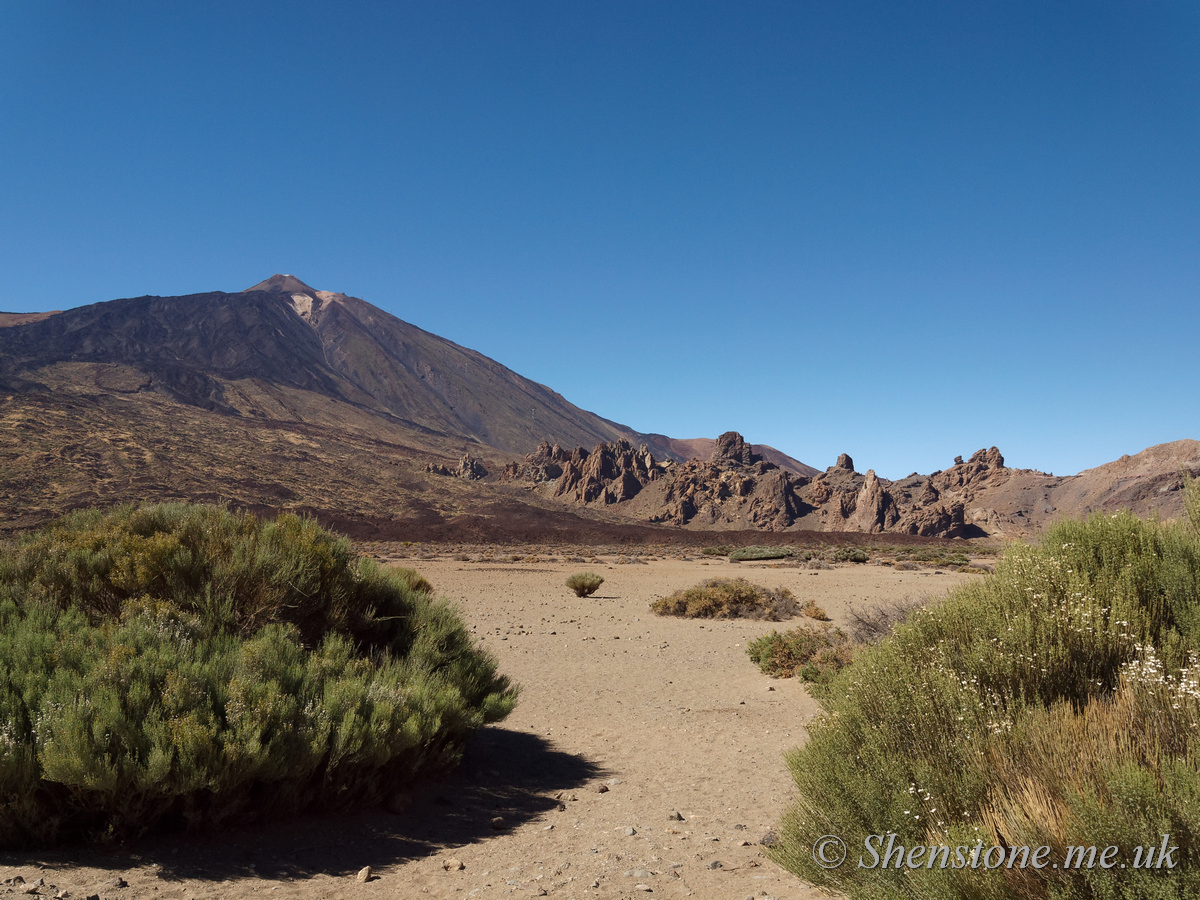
left=0, top=544, right=985, bottom=900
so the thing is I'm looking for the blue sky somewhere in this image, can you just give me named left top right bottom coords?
left=3, top=2, right=1197, bottom=479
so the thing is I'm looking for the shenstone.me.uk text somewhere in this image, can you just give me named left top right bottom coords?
left=857, top=834, right=1177, bottom=871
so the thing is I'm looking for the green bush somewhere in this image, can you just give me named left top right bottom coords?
left=769, top=492, right=1200, bottom=898
left=700, top=545, right=733, bottom=557
left=729, top=545, right=795, bottom=562
left=747, top=625, right=853, bottom=684
left=0, top=503, right=517, bottom=846
left=651, top=577, right=799, bottom=620
left=565, top=572, right=604, bottom=597
left=829, top=546, right=869, bottom=563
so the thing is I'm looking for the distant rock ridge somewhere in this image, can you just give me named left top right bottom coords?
left=501, top=434, right=1138, bottom=538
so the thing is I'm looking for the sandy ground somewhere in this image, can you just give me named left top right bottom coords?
left=1, top=553, right=982, bottom=900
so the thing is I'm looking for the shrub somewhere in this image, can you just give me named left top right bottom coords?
left=768, top=490, right=1200, bottom=899
left=565, top=572, right=604, bottom=597
left=747, top=625, right=853, bottom=684
left=800, top=598, right=830, bottom=621
left=846, top=595, right=924, bottom=643
left=829, top=546, right=869, bottom=563
left=0, top=503, right=517, bottom=847
left=700, top=545, right=733, bottom=557
left=729, top=545, right=795, bottom=562
left=651, top=578, right=799, bottom=620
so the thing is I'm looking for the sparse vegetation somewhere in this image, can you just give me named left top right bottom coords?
left=700, top=545, right=733, bottom=557
left=828, top=546, right=869, bottom=563
left=846, top=595, right=924, bottom=643
left=651, top=578, right=799, bottom=620
left=0, top=503, right=517, bottom=847
left=747, top=625, right=853, bottom=684
left=729, top=545, right=795, bottom=562
left=800, top=598, right=830, bottom=621
left=565, top=572, right=604, bottom=597
left=768, top=486, right=1200, bottom=898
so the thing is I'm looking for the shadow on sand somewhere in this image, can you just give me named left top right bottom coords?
left=14, top=726, right=607, bottom=885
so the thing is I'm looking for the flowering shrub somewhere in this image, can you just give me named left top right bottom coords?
left=770, top=484, right=1200, bottom=898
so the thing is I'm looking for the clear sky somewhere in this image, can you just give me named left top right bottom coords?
left=3, top=2, right=1197, bottom=479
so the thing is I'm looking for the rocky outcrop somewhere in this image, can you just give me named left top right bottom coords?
left=500, top=438, right=1199, bottom=539
left=503, top=439, right=664, bottom=505
left=712, top=431, right=762, bottom=467
left=501, top=440, right=572, bottom=482
left=506, top=431, right=814, bottom=530
left=457, top=454, right=488, bottom=480
left=555, top=439, right=660, bottom=504
left=896, top=501, right=969, bottom=537
left=427, top=453, right=488, bottom=480
left=503, top=437, right=1014, bottom=536
left=847, top=470, right=900, bottom=533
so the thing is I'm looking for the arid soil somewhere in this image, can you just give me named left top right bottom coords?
left=1, top=551, right=984, bottom=900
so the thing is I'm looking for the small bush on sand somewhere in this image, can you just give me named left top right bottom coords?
left=0, top=502, right=517, bottom=847
left=747, top=625, right=853, bottom=684
left=566, top=572, right=604, bottom=597
left=700, top=545, right=733, bottom=556
left=768, top=484, right=1200, bottom=899
left=651, top=578, right=799, bottom=620
left=800, top=598, right=830, bottom=621
left=729, top=545, right=795, bottom=562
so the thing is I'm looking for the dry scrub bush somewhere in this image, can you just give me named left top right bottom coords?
left=801, top=598, right=830, bottom=621
left=565, top=572, right=604, bottom=597
left=747, top=625, right=853, bottom=684
left=770, top=487, right=1200, bottom=899
left=846, top=595, right=925, bottom=643
left=729, top=545, right=794, bottom=562
left=651, top=578, right=799, bottom=620
left=0, top=503, right=517, bottom=847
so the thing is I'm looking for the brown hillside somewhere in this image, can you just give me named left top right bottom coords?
left=1, top=275, right=1192, bottom=541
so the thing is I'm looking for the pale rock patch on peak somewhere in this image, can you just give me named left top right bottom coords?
left=290, top=293, right=315, bottom=322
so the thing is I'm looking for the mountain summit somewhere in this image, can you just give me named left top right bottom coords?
left=242, top=273, right=322, bottom=294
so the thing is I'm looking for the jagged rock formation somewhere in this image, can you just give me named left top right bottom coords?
left=503, top=439, right=665, bottom=504
left=427, top=453, right=488, bottom=480
left=503, top=435, right=1171, bottom=539
left=504, top=431, right=815, bottom=531
left=651, top=432, right=814, bottom=529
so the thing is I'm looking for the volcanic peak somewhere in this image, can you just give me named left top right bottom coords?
left=242, top=274, right=320, bottom=295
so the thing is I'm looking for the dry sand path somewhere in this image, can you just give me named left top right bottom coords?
left=4, top=555, right=980, bottom=900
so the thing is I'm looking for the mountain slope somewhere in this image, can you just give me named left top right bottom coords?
left=0, top=275, right=642, bottom=455
left=3, top=275, right=1191, bottom=541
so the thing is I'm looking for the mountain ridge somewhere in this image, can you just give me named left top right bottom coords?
left=0, top=275, right=1193, bottom=540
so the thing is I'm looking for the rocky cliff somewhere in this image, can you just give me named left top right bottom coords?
left=502, top=436, right=1200, bottom=538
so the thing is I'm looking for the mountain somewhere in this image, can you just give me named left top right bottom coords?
left=0, top=275, right=811, bottom=536
left=0, top=275, right=633, bottom=454
left=1, top=275, right=1192, bottom=541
